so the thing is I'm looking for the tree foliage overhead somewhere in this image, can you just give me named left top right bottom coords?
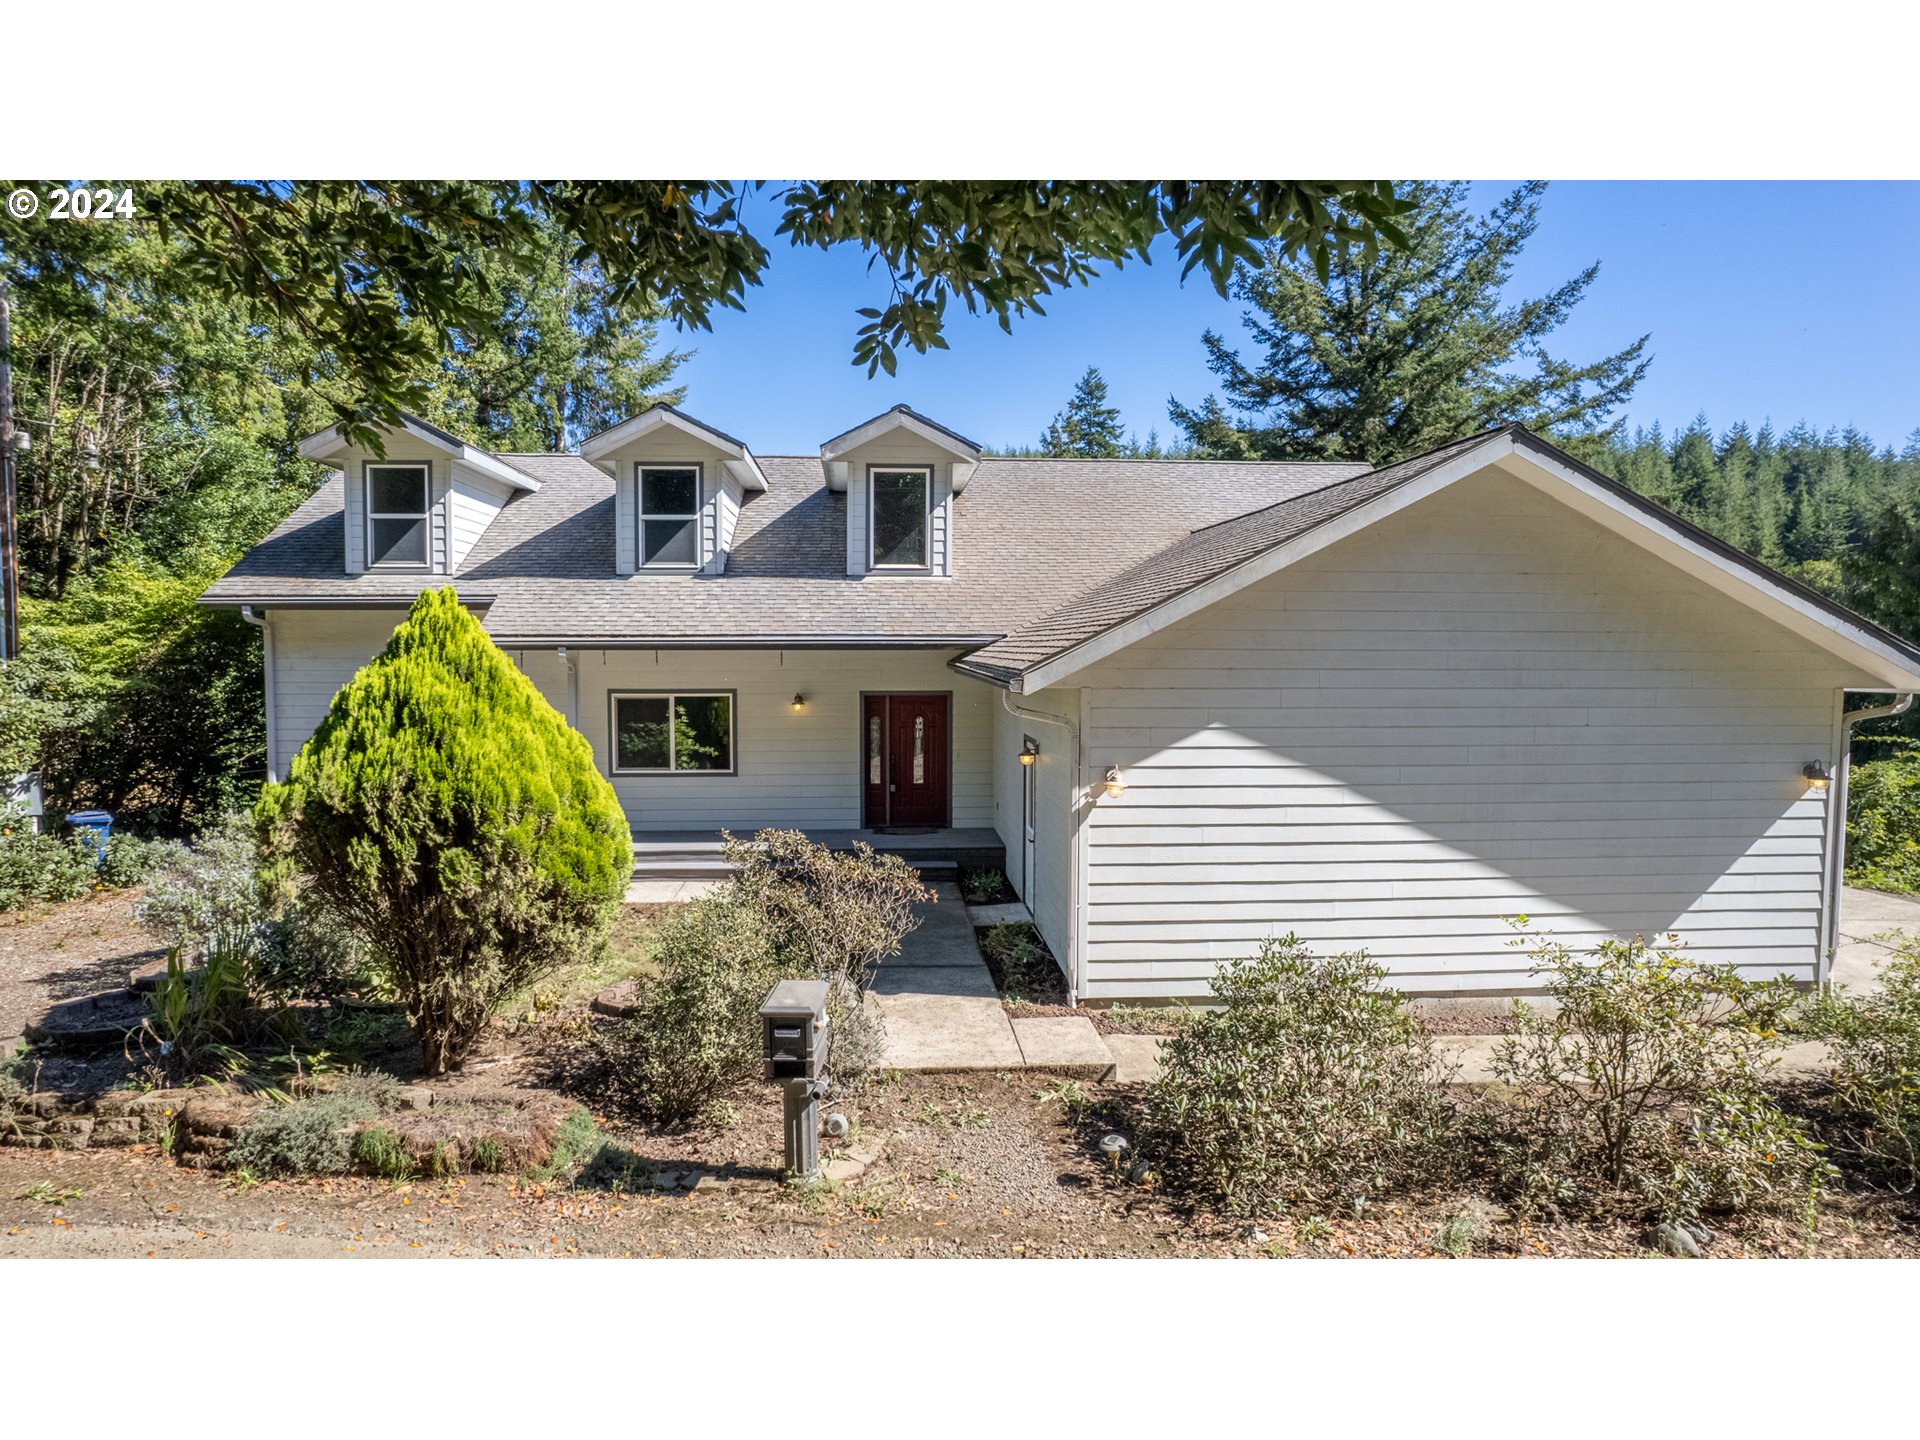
left=7, top=181, right=1412, bottom=445
left=0, top=201, right=686, bottom=829
left=1169, top=181, right=1650, bottom=463
left=256, top=588, right=631, bottom=1073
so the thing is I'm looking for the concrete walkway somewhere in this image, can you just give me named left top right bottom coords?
left=1831, top=885, right=1920, bottom=994
left=871, top=882, right=1116, bottom=1077
left=621, top=878, right=1920, bottom=1083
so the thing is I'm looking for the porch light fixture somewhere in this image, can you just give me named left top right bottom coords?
left=790, top=694, right=806, bottom=713
left=1019, top=740, right=1038, bottom=766
left=1803, top=761, right=1831, bottom=794
left=1101, top=765, right=1127, bottom=799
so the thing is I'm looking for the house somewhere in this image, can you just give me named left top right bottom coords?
left=202, top=405, right=1920, bottom=1003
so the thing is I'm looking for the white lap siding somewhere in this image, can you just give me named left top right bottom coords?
left=268, top=609, right=411, bottom=777
left=502, top=646, right=997, bottom=833
left=1064, top=468, right=1871, bottom=1000
left=991, top=689, right=1080, bottom=970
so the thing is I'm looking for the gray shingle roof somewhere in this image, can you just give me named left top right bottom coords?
left=200, top=452, right=1369, bottom=645
left=951, top=429, right=1512, bottom=685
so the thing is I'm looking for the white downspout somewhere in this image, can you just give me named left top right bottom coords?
left=1001, top=689, right=1084, bottom=1006
left=1823, top=691, right=1917, bottom=981
left=240, top=606, right=278, bottom=785
left=557, top=646, right=579, bottom=729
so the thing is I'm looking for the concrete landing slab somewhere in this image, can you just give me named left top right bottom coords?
left=623, top=879, right=724, bottom=905
left=1011, top=1017, right=1115, bottom=1079
left=874, top=991, right=1025, bottom=1071
left=1832, top=940, right=1893, bottom=996
left=967, top=903, right=1032, bottom=928
left=1839, top=885, right=1920, bottom=933
left=1103, top=1033, right=1168, bottom=1085
left=869, top=964, right=997, bottom=1000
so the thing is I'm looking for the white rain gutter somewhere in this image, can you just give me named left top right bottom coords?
left=1001, top=690, right=1085, bottom=1005
left=1822, top=690, right=1917, bottom=981
left=240, top=606, right=278, bottom=785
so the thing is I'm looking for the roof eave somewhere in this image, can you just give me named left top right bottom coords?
left=294, top=414, right=538, bottom=493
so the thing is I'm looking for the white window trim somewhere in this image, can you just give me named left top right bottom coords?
left=637, top=462, right=704, bottom=571
left=608, top=690, right=737, bottom=776
left=364, top=461, right=432, bottom=571
left=867, top=464, right=932, bottom=572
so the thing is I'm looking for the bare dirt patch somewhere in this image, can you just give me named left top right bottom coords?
left=0, top=889, right=163, bottom=1044
left=8, top=1068, right=1919, bottom=1259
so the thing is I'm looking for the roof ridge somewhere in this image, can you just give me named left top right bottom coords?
left=1182, top=427, right=1508, bottom=537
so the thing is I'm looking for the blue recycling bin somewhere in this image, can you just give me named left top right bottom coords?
left=65, top=810, right=114, bottom=865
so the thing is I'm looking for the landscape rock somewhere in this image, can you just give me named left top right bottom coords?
left=374, top=1092, right=578, bottom=1173
left=591, top=980, right=644, bottom=1020
left=1649, top=1222, right=1702, bottom=1258
left=179, top=1092, right=266, bottom=1139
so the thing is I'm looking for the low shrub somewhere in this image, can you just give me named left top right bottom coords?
left=0, top=815, right=101, bottom=911
left=960, top=867, right=1013, bottom=905
left=1847, top=742, right=1920, bottom=894
left=1801, top=936, right=1920, bottom=1192
left=228, top=1084, right=386, bottom=1177
left=1491, top=927, right=1831, bottom=1224
left=96, top=832, right=173, bottom=889
left=136, top=811, right=263, bottom=964
left=612, top=893, right=785, bottom=1126
left=133, top=813, right=282, bottom=1081
left=723, top=828, right=931, bottom=986
left=1430, top=1198, right=1496, bottom=1257
left=1138, top=936, right=1457, bottom=1217
left=257, top=890, right=373, bottom=1003
left=980, top=921, right=1065, bottom=1005
left=353, top=1124, right=414, bottom=1180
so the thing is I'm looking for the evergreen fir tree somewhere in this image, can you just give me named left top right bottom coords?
left=1039, top=366, right=1128, bottom=457
left=1168, top=181, right=1651, bottom=462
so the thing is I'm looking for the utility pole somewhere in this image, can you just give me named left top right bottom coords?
left=0, top=279, right=17, bottom=663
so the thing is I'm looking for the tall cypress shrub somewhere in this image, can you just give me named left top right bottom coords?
left=256, top=588, right=630, bottom=1072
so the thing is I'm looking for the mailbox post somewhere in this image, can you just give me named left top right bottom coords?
left=760, top=979, right=830, bottom=1181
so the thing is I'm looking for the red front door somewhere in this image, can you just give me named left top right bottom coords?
left=862, top=693, right=950, bottom=829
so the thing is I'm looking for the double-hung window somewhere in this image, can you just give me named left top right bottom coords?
left=610, top=692, right=734, bottom=774
left=869, top=466, right=930, bottom=570
left=639, top=464, right=702, bottom=569
left=365, top=463, right=430, bottom=568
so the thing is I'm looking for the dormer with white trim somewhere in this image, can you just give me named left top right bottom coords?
left=298, top=413, right=538, bottom=577
left=579, top=405, right=769, bottom=577
left=820, top=406, right=980, bottom=578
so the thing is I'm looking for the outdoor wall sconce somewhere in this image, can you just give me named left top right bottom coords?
left=790, top=694, right=806, bottom=713
left=1019, top=740, right=1039, bottom=766
left=1803, top=760, right=1831, bottom=793
left=1101, top=765, right=1128, bottom=799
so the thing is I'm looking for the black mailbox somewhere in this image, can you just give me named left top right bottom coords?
left=760, top=979, right=830, bottom=1081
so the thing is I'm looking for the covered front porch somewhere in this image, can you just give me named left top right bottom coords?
left=497, top=643, right=1021, bottom=874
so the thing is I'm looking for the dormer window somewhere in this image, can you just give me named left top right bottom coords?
left=870, top=466, right=931, bottom=570
left=366, top=462, right=430, bottom=568
left=820, top=406, right=979, bottom=579
left=639, top=464, right=702, bottom=569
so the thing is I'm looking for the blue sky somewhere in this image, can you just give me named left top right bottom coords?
left=663, top=182, right=1920, bottom=457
